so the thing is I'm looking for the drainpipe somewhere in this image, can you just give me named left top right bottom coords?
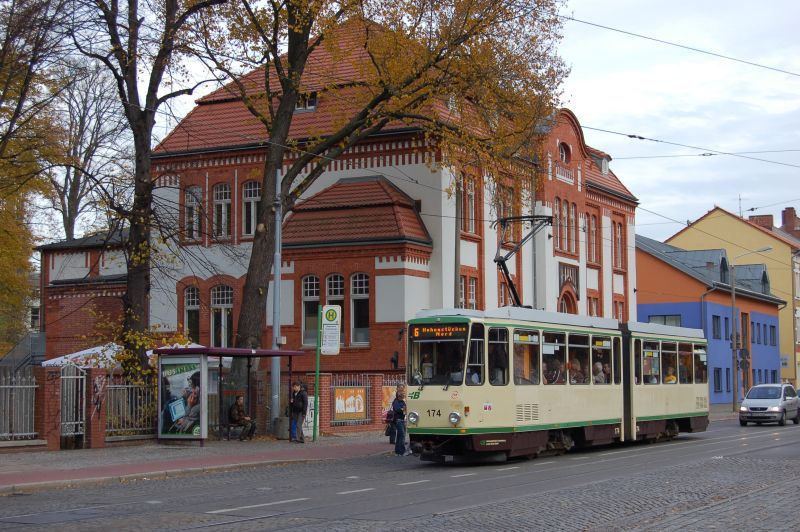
left=699, top=285, right=720, bottom=333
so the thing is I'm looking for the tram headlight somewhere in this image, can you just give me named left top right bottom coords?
left=448, top=411, right=461, bottom=426
left=408, top=411, right=419, bottom=425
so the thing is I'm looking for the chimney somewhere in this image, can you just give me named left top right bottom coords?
left=748, top=214, right=773, bottom=230
left=782, top=207, right=799, bottom=234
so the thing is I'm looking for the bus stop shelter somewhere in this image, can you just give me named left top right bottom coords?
left=153, top=346, right=306, bottom=441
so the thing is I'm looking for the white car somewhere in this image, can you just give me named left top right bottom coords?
left=739, top=384, right=800, bottom=426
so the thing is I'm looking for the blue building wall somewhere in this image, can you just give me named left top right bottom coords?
left=637, top=301, right=780, bottom=405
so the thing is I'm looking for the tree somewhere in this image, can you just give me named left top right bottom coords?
left=0, top=0, right=69, bottom=350
left=69, top=0, right=227, bottom=368
left=44, top=58, right=130, bottom=240
left=195, top=1, right=567, bottom=348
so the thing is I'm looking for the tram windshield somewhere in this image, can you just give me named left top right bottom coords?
left=408, top=323, right=469, bottom=386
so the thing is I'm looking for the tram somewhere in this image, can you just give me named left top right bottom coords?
left=405, top=306, right=709, bottom=461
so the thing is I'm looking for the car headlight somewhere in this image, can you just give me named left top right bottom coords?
left=739, top=406, right=748, bottom=412
left=768, top=406, right=781, bottom=412
left=407, top=411, right=419, bottom=425
left=448, top=411, right=461, bottom=425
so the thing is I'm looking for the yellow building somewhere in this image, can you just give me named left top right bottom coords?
left=667, top=206, right=800, bottom=385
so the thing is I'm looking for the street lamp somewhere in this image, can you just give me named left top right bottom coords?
left=731, top=246, right=773, bottom=413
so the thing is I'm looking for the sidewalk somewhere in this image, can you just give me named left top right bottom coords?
left=0, top=433, right=391, bottom=494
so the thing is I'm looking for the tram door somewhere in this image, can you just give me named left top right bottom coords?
left=621, top=332, right=636, bottom=441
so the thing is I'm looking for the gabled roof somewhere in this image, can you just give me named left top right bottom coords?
left=636, top=235, right=784, bottom=305
left=668, top=205, right=800, bottom=250
left=36, top=227, right=128, bottom=252
left=282, top=176, right=432, bottom=248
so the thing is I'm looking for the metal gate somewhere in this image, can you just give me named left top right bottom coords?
left=60, top=364, right=86, bottom=446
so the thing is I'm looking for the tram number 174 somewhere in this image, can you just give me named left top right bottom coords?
left=427, top=409, right=441, bottom=417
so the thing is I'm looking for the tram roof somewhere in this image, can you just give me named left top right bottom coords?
left=414, top=307, right=620, bottom=331
left=625, top=321, right=705, bottom=340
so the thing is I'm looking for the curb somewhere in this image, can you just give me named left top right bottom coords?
left=0, top=448, right=392, bottom=496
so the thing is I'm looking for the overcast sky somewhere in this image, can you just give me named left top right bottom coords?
left=558, top=0, right=800, bottom=241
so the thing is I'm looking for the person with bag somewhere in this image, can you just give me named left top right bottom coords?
left=391, top=387, right=412, bottom=456
left=384, top=408, right=396, bottom=444
left=290, top=381, right=308, bottom=443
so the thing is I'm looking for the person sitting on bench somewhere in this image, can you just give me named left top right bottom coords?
left=229, top=395, right=256, bottom=441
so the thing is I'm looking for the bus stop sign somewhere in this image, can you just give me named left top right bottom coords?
left=321, top=305, right=341, bottom=355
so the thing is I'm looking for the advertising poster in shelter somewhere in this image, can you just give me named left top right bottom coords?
left=159, top=357, right=207, bottom=438
left=333, top=386, right=366, bottom=421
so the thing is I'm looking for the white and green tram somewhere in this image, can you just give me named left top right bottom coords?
left=406, top=307, right=709, bottom=461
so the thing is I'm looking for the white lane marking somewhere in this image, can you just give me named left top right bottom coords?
left=535, top=461, right=554, bottom=465
left=346, top=476, right=359, bottom=479
left=496, top=466, right=519, bottom=471
left=256, top=487, right=272, bottom=491
left=451, top=473, right=476, bottom=478
left=570, top=456, right=589, bottom=460
left=145, top=501, right=162, bottom=505
left=398, top=479, right=430, bottom=486
left=337, top=488, right=375, bottom=495
left=207, top=498, right=309, bottom=514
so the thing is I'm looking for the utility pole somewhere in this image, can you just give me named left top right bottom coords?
left=454, top=178, right=461, bottom=307
left=731, top=263, right=739, bottom=413
left=270, top=170, right=282, bottom=433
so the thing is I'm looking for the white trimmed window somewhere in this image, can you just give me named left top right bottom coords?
left=553, top=197, right=561, bottom=250
left=242, top=181, right=261, bottom=236
left=570, top=203, right=577, bottom=254
left=468, top=277, right=477, bottom=310
left=213, top=183, right=231, bottom=238
left=351, top=273, right=370, bottom=344
left=459, top=275, right=466, bottom=308
left=302, top=276, right=320, bottom=345
left=562, top=200, right=569, bottom=251
left=466, top=180, right=475, bottom=233
left=185, top=286, right=200, bottom=342
left=326, top=274, right=345, bottom=340
left=295, top=92, right=317, bottom=111
left=589, top=215, right=597, bottom=262
left=184, top=186, right=202, bottom=240
left=210, top=285, right=233, bottom=347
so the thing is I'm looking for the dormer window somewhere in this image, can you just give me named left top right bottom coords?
left=601, top=158, right=609, bottom=175
left=295, top=91, right=317, bottom=111
left=558, top=142, right=571, bottom=164
left=762, top=272, right=770, bottom=294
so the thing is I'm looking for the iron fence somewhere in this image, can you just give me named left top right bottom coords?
left=0, top=367, right=37, bottom=441
left=105, top=377, right=156, bottom=439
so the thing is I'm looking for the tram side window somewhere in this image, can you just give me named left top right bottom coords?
left=591, top=336, right=612, bottom=384
left=678, top=343, right=693, bottom=384
left=543, top=332, right=566, bottom=384
left=488, top=328, right=509, bottom=386
left=466, top=324, right=485, bottom=386
left=513, top=329, right=540, bottom=385
left=634, top=339, right=642, bottom=385
left=693, top=345, right=708, bottom=383
left=568, top=334, right=590, bottom=384
left=661, top=342, right=677, bottom=384
left=643, top=341, right=660, bottom=384
left=613, top=337, right=621, bottom=384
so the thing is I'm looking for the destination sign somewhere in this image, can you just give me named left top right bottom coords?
left=410, top=324, right=468, bottom=340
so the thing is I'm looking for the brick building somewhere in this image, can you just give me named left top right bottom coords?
left=37, top=35, right=639, bottom=379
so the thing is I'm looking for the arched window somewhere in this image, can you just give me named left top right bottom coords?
left=615, top=222, right=624, bottom=268
left=553, top=197, right=561, bottom=250
left=351, top=273, right=370, bottom=344
left=326, top=274, right=345, bottom=340
left=302, top=276, right=320, bottom=345
left=242, top=181, right=261, bottom=236
left=210, top=285, right=233, bottom=347
left=184, top=186, right=203, bottom=240
left=562, top=200, right=569, bottom=252
left=184, top=286, right=200, bottom=342
left=213, top=183, right=231, bottom=238
left=589, top=215, right=598, bottom=262
left=559, top=142, right=570, bottom=164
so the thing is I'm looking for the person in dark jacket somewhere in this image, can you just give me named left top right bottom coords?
left=229, top=395, right=256, bottom=441
left=290, top=381, right=308, bottom=443
left=391, top=388, right=412, bottom=456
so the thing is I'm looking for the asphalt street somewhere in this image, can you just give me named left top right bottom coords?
left=1, top=418, right=799, bottom=530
